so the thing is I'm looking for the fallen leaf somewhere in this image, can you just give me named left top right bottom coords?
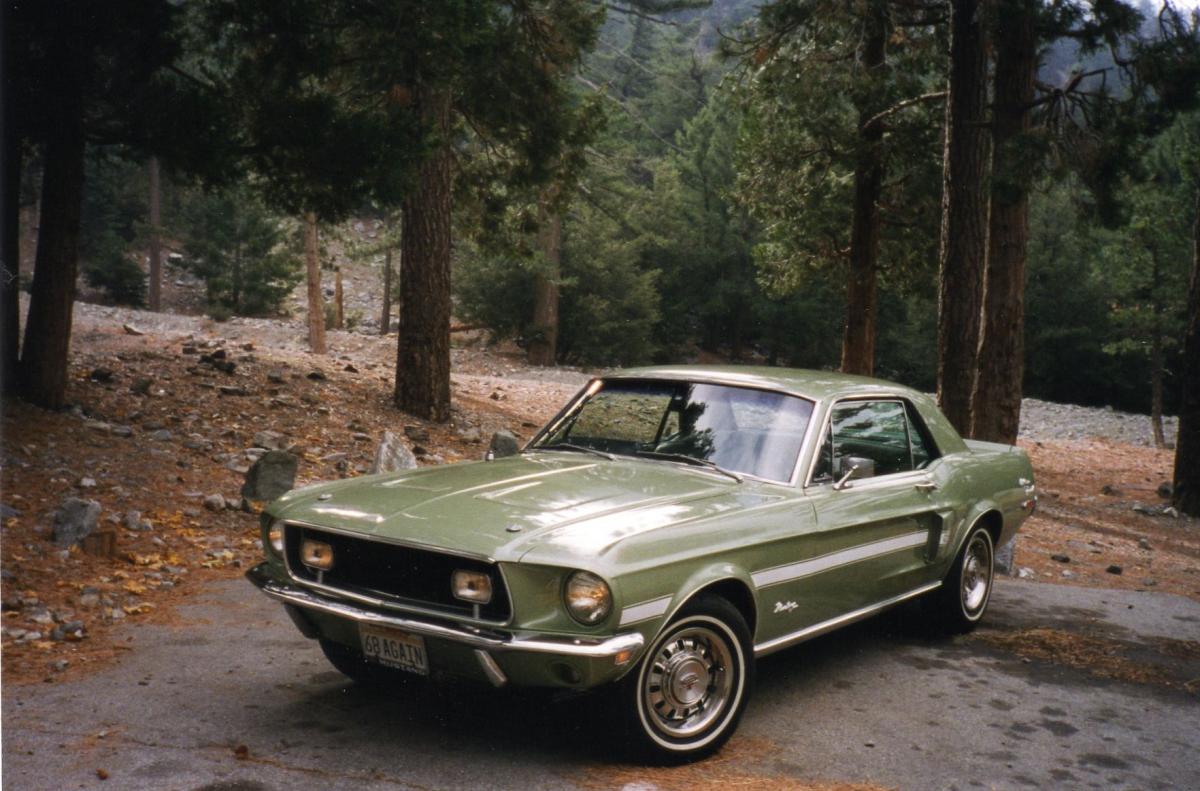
left=96, top=769, right=109, bottom=781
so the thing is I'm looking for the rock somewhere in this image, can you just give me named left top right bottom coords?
left=52, top=498, right=101, bottom=548
left=1050, top=553, right=1070, bottom=563
left=203, top=494, right=226, bottom=512
left=90, top=367, right=116, bottom=383
left=79, top=477, right=97, bottom=488
left=0, top=503, right=20, bottom=518
left=122, top=323, right=144, bottom=336
left=994, top=538, right=1016, bottom=576
left=1017, top=567, right=1036, bottom=579
left=370, top=431, right=418, bottom=474
left=241, top=450, right=298, bottom=501
left=352, top=432, right=372, bottom=442
left=218, top=385, right=248, bottom=397
left=320, top=452, right=347, bottom=463
left=1138, top=537, right=1152, bottom=550
left=182, top=345, right=198, bottom=355
left=489, top=430, right=521, bottom=459
left=1164, top=506, right=1180, bottom=518
left=48, top=659, right=69, bottom=673
left=307, top=370, right=327, bottom=381
left=84, top=420, right=112, bottom=433
left=150, top=429, right=172, bottom=442
left=404, top=425, right=431, bottom=443
left=1100, top=484, right=1119, bottom=496
left=79, top=592, right=101, bottom=608
left=1106, top=564, right=1123, bottom=575
left=1157, top=481, right=1173, bottom=499
left=344, top=364, right=358, bottom=373
left=1061, top=570, right=1075, bottom=579
left=130, top=378, right=153, bottom=395
left=267, top=371, right=285, bottom=384
left=459, top=427, right=482, bottom=443
left=252, top=431, right=287, bottom=451
left=110, top=425, right=133, bottom=438
left=29, top=608, right=55, bottom=626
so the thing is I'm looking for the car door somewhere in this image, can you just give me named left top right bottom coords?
left=752, top=399, right=948, bottom=642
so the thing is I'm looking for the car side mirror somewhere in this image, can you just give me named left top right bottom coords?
left=833, top=456, right=875, bottom=490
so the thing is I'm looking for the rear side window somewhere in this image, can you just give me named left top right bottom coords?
left=812, top=399, right=939, bottom=483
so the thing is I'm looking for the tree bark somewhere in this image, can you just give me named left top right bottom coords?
left=841, top=0, right=888, bottom=377
left=304, top=212, right=326, bottom=354
left=380, top=247, right=392, bottom=335
left=147, top=156, right=162, bottom=311
left=936, top=0, right=992, bottom=436
left=1, top=114, right=20, bottom=397
left=528, top=188, right=561, bottom=367
left=1174, top=186, right=1200, bottom=516
left=19, top=100, right=86, bottom=410
left=1150, top=329, right=1166, bottom=450
left=334, top=266, right=344, bottom=330
left=395, top=90, right=452, bottom=422
left=971, top=1, right=1036, bottom=444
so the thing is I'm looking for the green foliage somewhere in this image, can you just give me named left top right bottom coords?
left=82, top=231, right=147, bottom=307
left=178, top=187, right=301, bottom=316
left=456, top=199, right=661, bottom=367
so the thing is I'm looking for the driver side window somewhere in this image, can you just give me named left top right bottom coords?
left=811, top=400, right=919, bottom=483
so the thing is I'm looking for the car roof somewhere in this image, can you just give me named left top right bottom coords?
left=605, top=365, right=919, bottom=403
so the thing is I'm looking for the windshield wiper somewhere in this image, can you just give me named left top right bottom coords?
left=536, top=442, right=615, bottom=460
left=634, top=450, right=743, bottom=483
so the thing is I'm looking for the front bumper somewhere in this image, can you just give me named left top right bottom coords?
left=246, top=563, right=644, bottom=688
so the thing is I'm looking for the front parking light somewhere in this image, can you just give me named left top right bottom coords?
left=452, top=570, right=493, bottom=604
left=300, top=539, right=334, bottom=571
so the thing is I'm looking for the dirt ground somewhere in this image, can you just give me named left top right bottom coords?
left=2, top=310, right=1197, bottom=687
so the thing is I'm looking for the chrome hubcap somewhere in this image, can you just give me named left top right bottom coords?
left=961, top=533, right=993, bottom=616
left=643, top=626, right=733, bottom=738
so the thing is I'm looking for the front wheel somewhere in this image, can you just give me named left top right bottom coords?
left=932, top=523, right=995, bottom=633
left=619, top=595, right=753, bottom=763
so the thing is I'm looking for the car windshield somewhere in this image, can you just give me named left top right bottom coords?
left=533, top=379, right=814, bottom=482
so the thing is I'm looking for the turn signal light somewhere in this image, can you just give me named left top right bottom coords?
left=301, top=539, right=334, bottom=571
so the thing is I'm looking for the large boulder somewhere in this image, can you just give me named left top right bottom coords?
left=52, top=498, right=101, bottom=548
left=370, top=431, right=418, bottom=474
left=489, top=430, right=521, bottom=459
left=241, top=450, right=298, bottom=501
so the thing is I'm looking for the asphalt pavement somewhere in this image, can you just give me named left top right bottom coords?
left=3, top=578, right=1198, bottom=791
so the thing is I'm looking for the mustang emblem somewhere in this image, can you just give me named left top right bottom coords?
left=773, top=600, right=799, bottom=614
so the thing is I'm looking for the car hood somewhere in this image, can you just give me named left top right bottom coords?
left=270, top=451, right=768, bottom=565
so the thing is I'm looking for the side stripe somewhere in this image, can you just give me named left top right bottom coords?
left=751, top=531, right=927, bottom=588
left=619, top=595, right=672, bottom=626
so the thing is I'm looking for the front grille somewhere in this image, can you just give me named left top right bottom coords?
left=284, top=524, right=511, bottom=622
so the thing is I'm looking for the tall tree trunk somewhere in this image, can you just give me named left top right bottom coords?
left=1, top=114, right=20, bottom=397
left=304, top=212, right=326, bottom=354
left=936, top=0, right=992, bottom=436
left=334, top=267, right=344, bottom=330
left=19, top=87, right=86, bottom=410
left=841, top=0, right=888, bottom=377
left=147, top=156, right=162, bottom=311
left=972, top=1, right=1036, bottom=444
left=395, top=91, right=452, bottom=422
left=1150, top=330, right=1166, bottom=450
left=380, top=247, right=392, bottom=335
left=528, top=188, right=561, bottom=367
left=1174, top=186, right=1200, bottom=516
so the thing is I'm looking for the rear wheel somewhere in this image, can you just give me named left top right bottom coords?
left=933, top=523, right=995, bottom=633
left=619, top=595, right=753, bottom=762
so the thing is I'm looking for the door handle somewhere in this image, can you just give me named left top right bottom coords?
left=914, top=481, right=937, bottom=493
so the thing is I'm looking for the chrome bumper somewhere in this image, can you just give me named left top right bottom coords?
left=246, top=563, right=644, bottom=661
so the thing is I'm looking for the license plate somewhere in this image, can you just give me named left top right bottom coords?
left=359, top=626, right=429, bottom=675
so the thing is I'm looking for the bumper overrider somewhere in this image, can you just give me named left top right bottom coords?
left=246, top=563, right=645, bottom=689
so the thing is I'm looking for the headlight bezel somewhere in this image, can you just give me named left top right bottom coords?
left=266, top=520, right=285, bottom=556
left=563, top=570, right=613, bottom=626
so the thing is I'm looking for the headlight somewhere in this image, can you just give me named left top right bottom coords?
left=300, top=539, right=334, bottom=571
left=451, top=569, right=493, bottom=604
left=267, top=521, right=284, bottom=555
left=564, top=570, right=612, bottom=625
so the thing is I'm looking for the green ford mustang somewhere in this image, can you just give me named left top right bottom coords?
left=248, top=365, right=1035, bottom=759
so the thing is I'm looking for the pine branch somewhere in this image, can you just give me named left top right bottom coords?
left=861, top=91, right=947, bottom=132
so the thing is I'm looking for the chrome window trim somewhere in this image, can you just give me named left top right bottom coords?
left=280, top=519, right=516, bottom=628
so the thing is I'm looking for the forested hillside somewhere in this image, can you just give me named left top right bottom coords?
left=4, top=0, right=1199, bottom=513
